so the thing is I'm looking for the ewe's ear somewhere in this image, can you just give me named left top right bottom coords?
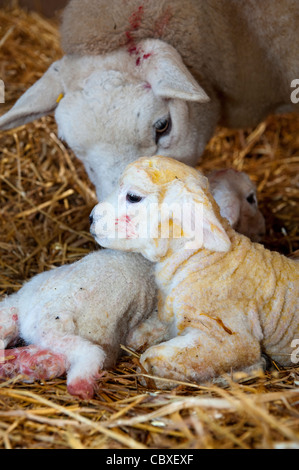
left=140, top=40, right=210, bottom=102
left=0, top=59, right=64, bottom=130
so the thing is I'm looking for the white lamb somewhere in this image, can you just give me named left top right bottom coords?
left=208, top=169, right=265, bottom=243
left=0, top=251, right=157, bottom=399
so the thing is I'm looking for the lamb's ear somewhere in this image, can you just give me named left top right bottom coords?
left=0, top=59, right=64, bottom=131
left=140, top=40, right=210, bottom=102
left=182, top=200, right=231, bottom=252
left=165, top=177, right=231, bottom=252
left=211, top=187, right=240, bottom=228
left=218, top=199, right=240, bottom=228
left=201, top=205, right=232, bottom=252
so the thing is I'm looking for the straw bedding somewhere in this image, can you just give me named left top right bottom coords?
left=0, top=6, right=298, bottom=450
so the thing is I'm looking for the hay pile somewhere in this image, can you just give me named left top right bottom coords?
left=0, top=6, right=298, bottom=450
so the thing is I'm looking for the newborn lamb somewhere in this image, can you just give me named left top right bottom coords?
left=207, top=169, right=265, bottom=243
left=0, top=250, right=156, bottom=399
left=90, top=156, right=299, bottom=387
left=0, top=167, right=265, bottom=398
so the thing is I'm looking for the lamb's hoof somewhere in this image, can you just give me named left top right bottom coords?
left=67, top=378, right=97, bottom=400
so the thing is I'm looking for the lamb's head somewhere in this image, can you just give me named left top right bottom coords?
left=0, top=39, right=217, bottom=200
left=90, top=156, right=231, bottom=262
left=208, top=169, right=266, bottom=242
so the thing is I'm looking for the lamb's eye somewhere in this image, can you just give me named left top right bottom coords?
left=154, top=116, right=172, bottom=143
left=126, top=193, right=143, bottom=204
left=246, top=193, right=257, bottom=205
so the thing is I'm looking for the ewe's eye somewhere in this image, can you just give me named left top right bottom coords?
left=126, top=193, right=143, bottom=204
left=246, top=192, right=257, bottom=205
left=154, top=116, right=172, bottom=144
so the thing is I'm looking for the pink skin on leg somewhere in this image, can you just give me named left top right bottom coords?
left=0, top=345, right=67, bottom=381
left=0, top=304, right=105, bottom=399
left=0, top=344, right=104, bottom=399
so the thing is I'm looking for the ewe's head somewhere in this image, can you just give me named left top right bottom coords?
left=90, top=156, right=231, bottom=262
left=0, top=39, right=214, bottom=200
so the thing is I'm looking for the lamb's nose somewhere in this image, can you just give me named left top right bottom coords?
left=89, top=212, right=94, bottom=226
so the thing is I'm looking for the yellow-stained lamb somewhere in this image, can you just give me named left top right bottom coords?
left=91, top=156, right=299, bottom=386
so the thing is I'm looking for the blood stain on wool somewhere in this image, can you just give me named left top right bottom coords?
left=129, top=5, right=144, bottom=31
left=125, top=5, right=144, bottom=46
left=124, top=5, right=155, bottom=66
left=154, top=7, right=173, bottom=37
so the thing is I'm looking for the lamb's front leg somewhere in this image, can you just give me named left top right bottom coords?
left=36, top=333, right=105, bottom=399
left=139, top=326, right=262, bottom=389
left=0, top=298, right=20, bottom=348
